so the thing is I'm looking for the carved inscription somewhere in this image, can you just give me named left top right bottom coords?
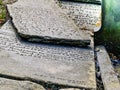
left=7, top=0, right=90, bottom=42
left=0, top=28, right=95, bottom=88
left=61, top=1, right=101, bottom=30
left=0, top=31, right=93, bottom=62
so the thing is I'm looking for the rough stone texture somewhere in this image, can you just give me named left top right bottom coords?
left=115, top=67, right=120, bottom=79
left=0, top=20, right=13, bottom=31
left=96, top=46, right=120, bottom=90
left=60, top=1, right=101, bottom=32
left=7, top=0, right=91, bottom=46
left=0, top=78, right=45, bottom=90
left=0, top=22, right=96, bottom=89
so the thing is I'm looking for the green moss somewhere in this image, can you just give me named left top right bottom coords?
left=0, top=0, right=6, bottom=24
left=0, top=0, right=2, bottom=5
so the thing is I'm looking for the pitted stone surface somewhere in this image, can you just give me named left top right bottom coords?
left=0, top=78, right=45, bottom=90
left=1, top=20, right=14, bottom=31
left=0, top=22, right=96, bottom=89
left=96, top=46, right=120, bottom=90
left=7, top=0, right=90, bottom=46
left=61, top=1, right=101, bottom=31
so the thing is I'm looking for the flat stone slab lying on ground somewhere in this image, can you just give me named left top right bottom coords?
left=0, top=78, right=45, bottom=90
left=96, top=46, right=120, bottom=90
left=0, top=21, right=96, bottom=89
left=60, top=1, right=101, bottom=31
left=7, top=0, right=91, bottom=47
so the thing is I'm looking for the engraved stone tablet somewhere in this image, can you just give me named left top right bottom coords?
left=0, top=78, right=45, bottom=90
left=7, top=0, right=91, bottom=46
left=60, top=1, right=101, bottom=32
left=0, top=22, right=96, bottom=89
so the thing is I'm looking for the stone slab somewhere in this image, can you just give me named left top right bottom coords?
left=0, top=22, right=96, bottom=89
left=60, top=1, right=101, bottom=32
left=2, top=20, right=93, bottom=48
left=96, top=46, right=120, bottom=90
left=7, top=0, right=91, bottom=46
left=0, top=78, right=45, bottom=90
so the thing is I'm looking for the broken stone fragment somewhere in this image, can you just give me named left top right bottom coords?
left=96, top=46, right=120, bottom=90
left=7, top=0, right=91, bottom=47
left=0, top=78, right=45, bottom=90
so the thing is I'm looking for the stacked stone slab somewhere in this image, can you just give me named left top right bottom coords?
left=7, top=0, right=91, bottom=47
left=0, top=21, right=96, bottom=89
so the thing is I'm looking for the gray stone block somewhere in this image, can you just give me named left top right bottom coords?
left=0, top=22, right=96, bottom=89
left=7, top=0, right=91, bottom=46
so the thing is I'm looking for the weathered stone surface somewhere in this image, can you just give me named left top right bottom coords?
left=7, top=0, right=91, bottom=46
left=60, top=1, right=101, bottom=32
left=1, top=20, right=14, bottom=31
left=96, top=46, right=120, bottom=90
left=0, top=78, right=45, bottom=90
left=0, top=22, right=96, bottom=89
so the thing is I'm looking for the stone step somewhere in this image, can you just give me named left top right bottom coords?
left=0, top=21, right=96, bottom=89
left=60, top=0, right=101, bottom=32
left=7, top=0, right=91, bottom=47
left=96, top=46, right=120, bottom=90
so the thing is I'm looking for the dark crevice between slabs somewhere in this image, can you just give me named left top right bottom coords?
left=18, top=33, right=91, bottom=48
left=60, top=0, right=101, bottom=5
left=0, top=73, right=93, bottom=90
left=94, top=49, right=104, bottom=90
